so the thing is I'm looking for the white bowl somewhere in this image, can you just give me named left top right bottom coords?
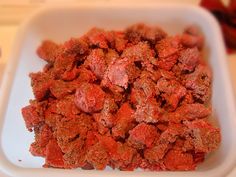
left=0, top=3, right=236, bottom=177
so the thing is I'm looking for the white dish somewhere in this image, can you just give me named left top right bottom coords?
left=0, top=3, right=236, bottom=177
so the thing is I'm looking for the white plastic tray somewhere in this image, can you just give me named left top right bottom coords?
left=0, top=4, right=236, bottom=177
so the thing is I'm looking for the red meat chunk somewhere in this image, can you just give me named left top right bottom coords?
left=110, top=142, right=140, bottom=170
left=155, top=36, right=181, bottom=58
left=63, top=38, right=89, bottom=55
left=178, top=47, right=200, bottom=72
left=133, top=77, right=156, bottom=99
left=44, top=139, right=65, bottom=168
left=125, top=23, right=166, bottom=44
left=63, top=138, right=87, bottom=169
left=184, top=120, right=221, bottom=153
left=30, top=124, right=53, bottom=157
left=53, top=54, right=76, bottom=79
left=22, top=105, right=43, bottom=131
left=182, top=25, right=204, bottom=49
left=30, top=72, right=52, bottom=101
left=128, top=123, right=158, bottom=149
left=21, top=101, right=47, bottom=131
left=56, top=114, right=94, bottom=152
left=52, top=95, right=80, bottom=118
left=144, top=123, right=184, bottom=164
left=61, top=66, right=80, bottom=81
left=156, top=78, right=186, bottom=111
left=93, top=96, right=117, bottom=128
left=134, top=98, right=163, bottom=123
left=184, top=64, right=212, bottom=103
left=105, top=49, right=119, bottom=65
left=163, top=149, right=196, bottom=171
left=112, top=103, right=135, bottom=139
left=181, top=33, right=204, bottom=49
left=156, top=54, right=178, bottom=71
left=121, top=42, right=155, bottom=63
left=75, top=83, right=105, bottom=113
left=106, top=31, right=128, bottom=52
left=86, top=142, right=109, bottom=170
left=86, top=49, right=106, bottom=79
left=106, top=58, right=130, bottom=89
left=37, top=40, right=59, bottom=63
left=165, top=103, right=211, bottom=123
left=50, top=80, right=77, bottom=99
left=76, top=67, right=97, bottom=83
left=85, top=28, right=108, bottom=48
left=144, top=143, right=170, bottom=163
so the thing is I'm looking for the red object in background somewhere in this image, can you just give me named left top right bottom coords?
left=200, top=0, right=236, bottom=53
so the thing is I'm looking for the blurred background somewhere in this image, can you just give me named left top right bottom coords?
left=0, top=0, right=235, bottom=176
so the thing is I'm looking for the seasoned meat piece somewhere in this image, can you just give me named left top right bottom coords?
left=76, top=67, right=97, bottom=83
left=30, top=72, right=52, bottom=101
left=182, top=25, right=204, bottom=49
left=128, top=123, right=158, bottom=149
left=105, top=49, right=119, bottom=65
left=181, top=33, right=204, bottom=49
left=93, top=96, right=117, bottom=128
left=159, top=69, right=176, bottom=80
left=178, top=47, right=200, bottom=72
left=144, top=143, right=170, bottom=163
left=53, top=95, right=80, bottom=118
left=22, top=105, right=43, bottom=131
left=30, top=124, right=53, bottom=157
left=86, top=142, right=109, bottom=170
left=184, top=64, right=212, bottom=103
left=75, top=83, right=105, bottom=113
left=140, top=69, right=161, bottom=82
left=106, top=58, right=129, bottom=88
left=156, top=54, right=178, bottom=71
left=44, top=139, right=64, bottom=168
left=85, top=27, right=108, bottom=48
left=130, top=88, right=146, bottom=105
left=134, top=98, right=163, bottom=123
left=131, top=75, right=156, bottom=106
left=156, top=78, right=186, bottom=111
left=21, top=100, right=47, bottom=131
left=125, top=23, right=166, bottom=44
left=180, top=90, right=194, bottom=105
left=121, top=42, right=155, bottom=63
left=110, top=142, right=140, bottom=170
left=155, top=36, right=181, bottom=58
left=86, top=49, right=106, bottom=79
left=165, top=103, right=211, bottom=123
left=53, top=54, right=76, bottom=78
left=61, top=66, right=80, bottom=81
left=163, top=149, right=195, bottom=171
left=144, top=123, right=184, bottom=163
left=63, top=38, right=89, bottom=55
left=56, top=114, right=94, bottom=152
left=184, top=120, right=221, bottom=153
left=63, top=138, right=87, bottom=169
left=45, top=109, right=63, bottom=129
left=105, top=57, right=139, bottom=89
left=37, top=40, right=59, bottom=63
left=112, top=103, right=135, bottom=139
left=133, top=77, right=156, bottom=99
left=50, top=80, right=77, bottom=99
left=106, top=31, right=128, bottom=52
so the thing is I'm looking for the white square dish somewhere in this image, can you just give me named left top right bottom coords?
left=0, top=3, right=236, bottom=177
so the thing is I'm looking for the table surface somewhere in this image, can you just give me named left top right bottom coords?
left=0, top=0, right=236, bottom=176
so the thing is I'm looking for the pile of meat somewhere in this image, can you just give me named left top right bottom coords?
left=21, top=23, right=221, bottom=171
